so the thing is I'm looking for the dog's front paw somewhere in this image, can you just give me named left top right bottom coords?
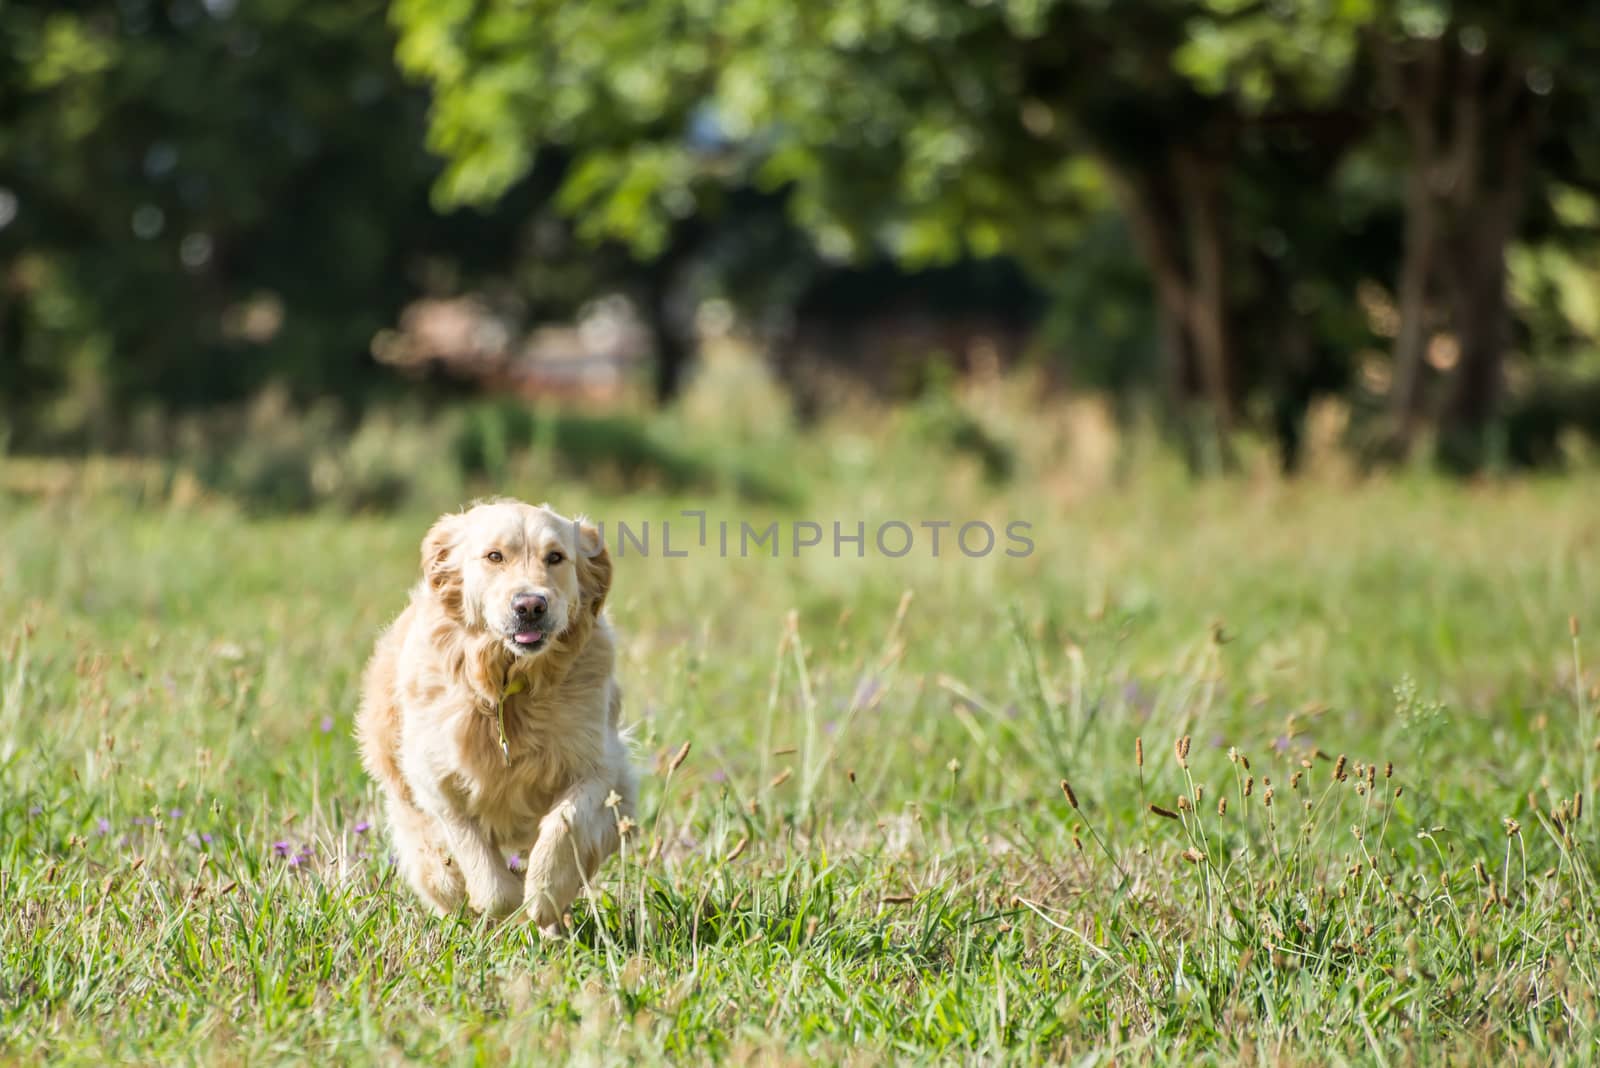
left=468, top=869, right=526, bottom=920
left=524, top=889, right=569, bottom=935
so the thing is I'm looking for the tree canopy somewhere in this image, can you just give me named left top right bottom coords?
left=395, top=0, right=1600, bottom=469
left=3, top=0, right=1599, bottom=472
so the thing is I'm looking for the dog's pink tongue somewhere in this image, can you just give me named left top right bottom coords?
left=516, top=630, right=543, bottom=644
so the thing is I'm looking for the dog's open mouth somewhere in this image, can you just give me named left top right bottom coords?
left=510, top=629, right=546, bottom=653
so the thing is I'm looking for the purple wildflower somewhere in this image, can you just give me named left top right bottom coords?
left=96, top=818, right=111, bottom=836
left=27, top=805, right=42, bottom=817
left=507, top=853, right=523, bottom=872
left=273, top=840, right=291, bottom=857
left=710, top=769, right=727, bottom=783
left=353, top=820, right=371, bottom=835
left=319, top=715, right=334, bottom=734
left=1120, top=680, right=1159, bottom=715
left=169, top=808, right=183, bottom=819
left=1272, top=735, right=1292, bottom=754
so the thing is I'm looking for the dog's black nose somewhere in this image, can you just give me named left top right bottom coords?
left=512, top=592, right=547, bottom=619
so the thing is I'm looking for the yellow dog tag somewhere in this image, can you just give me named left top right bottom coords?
left=497, top=677, right=526, bottom=766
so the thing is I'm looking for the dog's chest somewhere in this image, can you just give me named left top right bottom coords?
left=452, top=693, right=605, bottom=841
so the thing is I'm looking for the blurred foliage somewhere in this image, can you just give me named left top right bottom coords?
left=0, top=0, right=669, bottom=443
left=4, top=0, right=1600, bottom=482
left=396, top=0, right=1600, bottom=472
left=452, top=401, right=797, bottom=504
left=2, top=1, right=442, bottom=420
left=905, top=380, right=1017, bottom=486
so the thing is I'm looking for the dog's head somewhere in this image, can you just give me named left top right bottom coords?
left=420, top=499, right=611, bottom=659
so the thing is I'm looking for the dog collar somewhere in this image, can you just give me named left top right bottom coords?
left=497, top=677, right=526, bottom=766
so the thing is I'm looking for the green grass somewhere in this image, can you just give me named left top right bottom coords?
left=3, top=410, right=1600, bottom=1063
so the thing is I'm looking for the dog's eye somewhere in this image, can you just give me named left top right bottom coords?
left=486, top=550, right=504, bottom=563
left=544, top=550, right=565, bottom=566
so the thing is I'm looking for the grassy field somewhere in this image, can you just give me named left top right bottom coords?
left=3, top=401, right=1600, bottom=1064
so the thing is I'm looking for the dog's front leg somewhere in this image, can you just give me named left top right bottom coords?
left=426, top=804, right=523, bottom=919
left=523, top=776, right=632, bottom=933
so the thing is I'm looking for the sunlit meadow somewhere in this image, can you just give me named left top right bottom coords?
left=3, top=380, right=1599, bottom=1063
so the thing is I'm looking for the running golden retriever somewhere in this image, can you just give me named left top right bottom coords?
left=357, top=499, right=635, bottom=932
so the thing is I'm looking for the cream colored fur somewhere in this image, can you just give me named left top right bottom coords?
left=356, top=499, right=635, bottom=932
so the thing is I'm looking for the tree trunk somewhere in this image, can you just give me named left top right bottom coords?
left=1375, top=35, right=1443, bottom=454
left=1111, top=154, right=1236, bottom=473
left=1437, top=176, right=1523, bottom=471
left=1388, top=166, right=1438, bottom=445
left=1434, top=63, right=1536, bottom=472
left=645, top=265, right=688, bottom=406
left=1437, top=262, right=1506, bottom=471
left=1377, top=33, right=1536, bottom=472
left=1174, top=150, right=1235, bottom=439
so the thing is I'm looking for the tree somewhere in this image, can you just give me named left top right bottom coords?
left=393, top=0, right=1381, bottom=467
left=0, top=1, right=533, bottom=442
left=1369, top=1, right=1571, bottom=468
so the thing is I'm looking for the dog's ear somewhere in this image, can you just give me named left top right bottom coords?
left=421, top=511, right=465, bottom=614
left=575, top=520, right=611, bottom=619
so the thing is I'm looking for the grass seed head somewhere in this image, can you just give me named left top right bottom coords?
left=1136, top=737, right=1144, bottom=767
left=668, top=741, right=692, bottom=774
left=1217, top=797, right=1228, bottom=816
left=1180, top=848, right=1204, bottom=864
left=1175, top=735, right=1191, bottom=769
left=1060, top=780, right=1079, bottom=810
left=1333, top=754, right=1348, bottom=782
left=1149, top=803, right=1180, bottom=821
